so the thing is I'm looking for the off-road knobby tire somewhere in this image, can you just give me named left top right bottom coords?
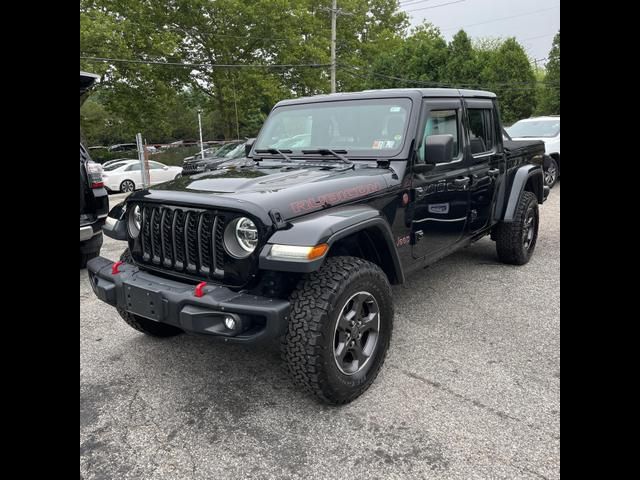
left=116, top=249, right=184, bottom=337
left=495, top=191, right=539, bottom=265
left=283, top=256, right=393, bottom=404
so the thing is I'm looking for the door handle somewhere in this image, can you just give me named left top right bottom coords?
left=453, top=176, right=470, bottom=186
left=487, top=168, right=500, bottom=177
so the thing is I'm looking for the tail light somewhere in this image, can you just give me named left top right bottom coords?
left=85, top=161, right=104, bottom=189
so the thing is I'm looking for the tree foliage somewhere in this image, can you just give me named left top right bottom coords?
left=80, top=1, right=558, bottom=145
left=538, top=31, right=560, bottom=115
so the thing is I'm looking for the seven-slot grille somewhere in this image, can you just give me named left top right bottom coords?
left=139, top=205, right=226, bottom=279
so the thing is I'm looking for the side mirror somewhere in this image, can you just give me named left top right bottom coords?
left=245, top=138, right=256, bottom=157
left=163, top=166, right=168, bottom=170
left=424, top=134, right=454, bottom=165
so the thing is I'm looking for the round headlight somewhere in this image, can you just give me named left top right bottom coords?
left=224, top=217, right=258, bottom=258
left=128, top=204, right=142, bottom=238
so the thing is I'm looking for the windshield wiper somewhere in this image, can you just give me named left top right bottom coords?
left=254, top=148, right=294, bottom=162
left=300, top=149, right=354, bottom=167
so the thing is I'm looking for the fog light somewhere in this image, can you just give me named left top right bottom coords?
left=224, top=316, right=236, bottom=330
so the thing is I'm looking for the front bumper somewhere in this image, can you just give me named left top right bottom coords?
left=86, top=257, right=290, bottom=344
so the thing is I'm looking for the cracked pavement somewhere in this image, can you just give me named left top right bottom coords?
left=80, top=185, right=560, bottom=479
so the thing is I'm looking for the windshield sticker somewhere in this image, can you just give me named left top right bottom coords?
left=393, top=134, right=402, bottom=141
left=390, top=106, right=401, bottom=112
left=384, top=140, right=395, bottom=148
left=372, top=140, right=383, bottom=149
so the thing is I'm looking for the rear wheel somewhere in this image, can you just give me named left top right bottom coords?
left=116, top=249, right=184, bottom=337
left=120, top=179, right=135, bottom=193
left=494, top=191, right=539, bottom=265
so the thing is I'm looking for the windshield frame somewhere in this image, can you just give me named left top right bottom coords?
left=253, top=97, right=414, bottom=160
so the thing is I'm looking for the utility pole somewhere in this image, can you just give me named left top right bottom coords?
left=197, top=108, right=205, bottom=159
left=330, top=0, right=337, bottom=93
left=321, top=1, right=353, bottom=94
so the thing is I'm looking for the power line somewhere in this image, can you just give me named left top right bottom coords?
left=439, top=5, right=559, bottom=32
left=521, top=32, right=558, bottom=42
left=404, top=0, right=467, bottom=13
left=80, top=56, right=331, bottom=68
left=399, top=0, right=438, bottom=6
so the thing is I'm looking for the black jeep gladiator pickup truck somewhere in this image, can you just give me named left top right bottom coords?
left=87, top=88, right=548, bottom=404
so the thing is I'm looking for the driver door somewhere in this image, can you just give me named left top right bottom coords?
left=411, top=99, right=470, bottom=260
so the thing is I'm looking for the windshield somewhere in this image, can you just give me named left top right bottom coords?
left=224, top=143, right=245, bottom=159
left=104, top=162, right=130, bottom=171
left=254, top=98, right=413, bottom=157
left=506, top=119, right=560, bottom=138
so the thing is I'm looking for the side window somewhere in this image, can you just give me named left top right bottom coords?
left=417, top=109, right=460, bottom=163
left=148, top=162, right=164, bottom=170
left=126, top=163, right=141, bottom=171
left=467, top=108, right=495, bottom=155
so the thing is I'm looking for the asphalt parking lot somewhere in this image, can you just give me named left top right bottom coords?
left=81, top=185, right=560, bottom=480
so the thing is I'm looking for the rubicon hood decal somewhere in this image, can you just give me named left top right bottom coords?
left=290, top=182, right=383, bottom=214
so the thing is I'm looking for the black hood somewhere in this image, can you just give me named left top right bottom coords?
left=128, top=161, right=405, bottom=225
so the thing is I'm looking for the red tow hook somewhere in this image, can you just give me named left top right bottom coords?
left=194, top=281, right=207, bottom=298
left=111, top=261, right=124, bottom=274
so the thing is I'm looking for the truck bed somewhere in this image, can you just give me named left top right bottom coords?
left=503, top=139, right=545, bottom=156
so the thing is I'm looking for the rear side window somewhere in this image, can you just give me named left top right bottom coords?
left=126, top=163, right=141, bottom=171
left=418, top=109, right=460, bottom=163
left=467, top=109, right=495, bottom=154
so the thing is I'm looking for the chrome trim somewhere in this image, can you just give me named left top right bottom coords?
left=80, top=226, right=95, bottom=241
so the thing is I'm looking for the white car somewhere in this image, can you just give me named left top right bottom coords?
left=101, top=160, right=183, bottom=193
left=506, top=116, right=560, bottom=187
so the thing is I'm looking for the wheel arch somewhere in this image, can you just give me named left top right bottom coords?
left=501, top=165, right=544, bottom=222
left=259, top=207, right=405, bottom=285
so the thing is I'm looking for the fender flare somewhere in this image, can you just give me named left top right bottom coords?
left=501, top=165, right=544, bottom=222
left=259, top=205, right=405, bottom=284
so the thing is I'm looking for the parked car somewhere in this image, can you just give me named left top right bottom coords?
left=89, top=88, right=549, bottom=404
left=101, top=159, right=183, bottom=193
left=108, top=143, right=138, bottom=152
left=181, top=140, right=246, bottom=175
left=80, top=72, right=109, bottom=268
left=506, top=116, right=560, bottom=188
left=182, top=145, right=226, bottom=164
left=102, top=158, right=133, bottom=168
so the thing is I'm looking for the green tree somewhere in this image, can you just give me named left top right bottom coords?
left=444, top=30, right=478, bottom=87
left=367, top=22, right=448, bottom=88
left=478, top=38, right=537, bottom=124
left=538, top=31, right=560, bottom=114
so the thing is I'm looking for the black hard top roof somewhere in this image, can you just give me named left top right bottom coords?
left=275, top=88, right=496, bottom=107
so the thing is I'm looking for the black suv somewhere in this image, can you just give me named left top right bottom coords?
left=181, top=140, right=246, bottom=175
left=88, top=88, right=548, bottom=403
left=80, top=72, right=109, bottom=267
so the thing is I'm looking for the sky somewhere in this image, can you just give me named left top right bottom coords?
left=399, top=0, right=560, bottom=66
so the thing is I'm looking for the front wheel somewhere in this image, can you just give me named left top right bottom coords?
left=120, top=179, right=135, bottom=193
left=494, top=191, right=539, bottom=265
left=283, top=256, right=393, bottom=404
